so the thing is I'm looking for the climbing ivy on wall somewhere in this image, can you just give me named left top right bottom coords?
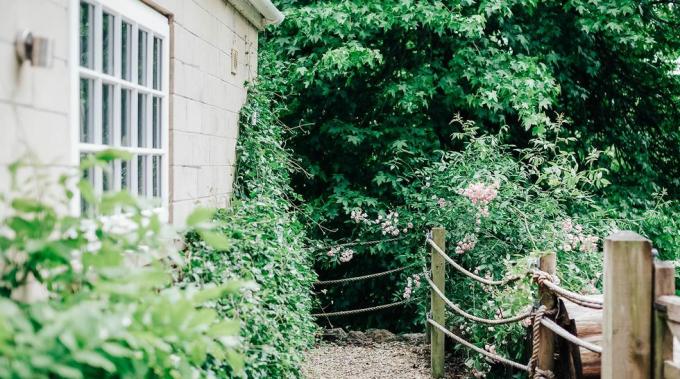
left=180, top=50, right=316, bottom=378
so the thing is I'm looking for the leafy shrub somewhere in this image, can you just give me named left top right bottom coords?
left=268, top=0, right=680, bottom=249
left=0, top=154, right=245, bottom=378
left=180, top=50, right=316, bottom=379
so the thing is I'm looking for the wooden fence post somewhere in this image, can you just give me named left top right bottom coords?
left=537, top=252, right=557, bottom=375
left=602, top=231, right=653, bottom=379
left=654, top=261, right=675, bottom=379
left=430, top=227, right=446, bottom=379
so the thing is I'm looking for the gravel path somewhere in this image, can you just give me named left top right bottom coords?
left=301, top=341, right=433, bottom=379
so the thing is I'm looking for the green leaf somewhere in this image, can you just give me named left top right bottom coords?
left=198, top=230, right=230, bottom=250
left=50, top=364, right=84, bottom=379
left=11, top=198, right=47, bottom=213
left=72, top=351, right=116, bottom=372
left=95, top=149, right=133, bottom=162
left=186, top=207, right=217, bottom=227
left=207, top=319, right=240, bottom=337
left=225, top=349, right=244, bottom=374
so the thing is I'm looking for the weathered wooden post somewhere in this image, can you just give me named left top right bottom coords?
left=653, top=260, right=675, bottom=379
left=430, top=227, right=446, bottom=379
left=602, top=231, right=653, bottom=379
left=537, top=252, right=557, bottom=375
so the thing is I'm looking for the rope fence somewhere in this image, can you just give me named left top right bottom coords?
left=426, top=238, right=520, bottom=286
left=427, top=318, right=531, bottom=373
left=307, top=236, right=407, bottom=252
left=531, top=269, right=603, bottom=309
left=312, top=297, right=417, bottom=318
left=314, top=263, right=417, bottom=286
left=539, top=318, right=602, bottom=353
left=312, top=229, right=608, bottom=378
left=425, top=276, right=533, bottom=325
left=426, top=232, right=604, bottom=378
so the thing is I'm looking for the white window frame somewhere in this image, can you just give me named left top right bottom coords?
left=71, top=0, right=170, bottom=217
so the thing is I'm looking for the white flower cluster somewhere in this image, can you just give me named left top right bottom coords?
left=339, top=249, right=354, bottom=263
left=350, top=209, right=369, bottom=224
left=79, top=219, right=101, bottom=253
left=100, top=213, right=139, bottom=235
left=378, top=211, right=403, bottom=236
left=327, top=247, right=354, bottom=263
left=349, top=208, right=414, bottom=236
left=561, top=218, right=599, bottom=253
left=455, top=234, right=477, bottom=255
left=402, top=273, right=421, bottom=299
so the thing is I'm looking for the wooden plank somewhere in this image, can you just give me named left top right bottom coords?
left=562, top=296, right=603, bottom=378
left=430, top=227, right=446, bottom=379
left=664, top=360, right=680, bottom=379
left=537, top=252, right=557, bottom=376
left=654, top=261, right=675, bottom=379
left=602, top=231, right=653, bottom=379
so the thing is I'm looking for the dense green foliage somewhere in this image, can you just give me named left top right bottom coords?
left=266, top=0, right=680, bottom=229
left=259, top=1, right=680, bottom=376
left=0, top=155, right=244, bottom=378
left=322, top=119, right=679, bottom=376
left=181, top=51, right=316, bottom=378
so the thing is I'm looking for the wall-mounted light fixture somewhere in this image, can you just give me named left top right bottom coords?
left=15, top=30, right=53, bottom=67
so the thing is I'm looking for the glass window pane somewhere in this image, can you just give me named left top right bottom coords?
left=79, top=2, right=94, bottom=68
left=103, top=161, right=114, bottom=192
left=121, top=88, right=131, bottom=146
left=121, top=22, right=132, bottom=80
left=152, top=155, right=161, bottom=198
left=137, top=155, right=147, bottom=196
left=153, top=37, right=162, bottom=90
left=152, top=96, right=161, bottom=148
left=137, top=93, right=147, bottom=147
left=121, top=160, right=129, bottom=190
left=102, top=13, right=114, bottom=75
left=79, top=78, right=94, bottom=143
left=102, top=84, right=113, bottom=145
left=80, top=154, right=94, bottom=214
left=138, top=30, right=148, bottom=85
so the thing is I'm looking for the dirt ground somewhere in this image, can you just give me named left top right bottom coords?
left=301, top=341, right=431, bottom=379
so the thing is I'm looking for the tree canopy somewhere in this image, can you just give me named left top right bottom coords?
left=266, top=0, right=680, bottom=230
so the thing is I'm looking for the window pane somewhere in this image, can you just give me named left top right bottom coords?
left=152, top=155, right=161, bottom=198
left=121, top=160, right=130, bottom=190
left=121, top=88, right=131, bottom=146
left=137, top=93, right=147, bottom=147
left=103, top=161, right=114, bottom=192
left=137, top=155, right=147, bottom=196
left=152, top=37, right=162, bottom=90
left=102, top=13, right=114, bottom=75
left=79, top=78, right=94, bottom=143
left=138, top=30, right=148, bottom=85
left=79, top=2, right=94, bottom=68
left=102, top=84, right=113, bottom=145
left=152, top=96, right=161, bottom=148
left=121, top=22, right=132, bottom=80
left=80, top=154, right=94, bottom=214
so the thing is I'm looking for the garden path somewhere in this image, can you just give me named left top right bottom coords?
left=301, top=341, right=431, bottom=379
left=301, top=330, right=465, bottom=379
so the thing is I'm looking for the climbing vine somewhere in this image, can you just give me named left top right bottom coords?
left=181, top=50, right=316, bottom=379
